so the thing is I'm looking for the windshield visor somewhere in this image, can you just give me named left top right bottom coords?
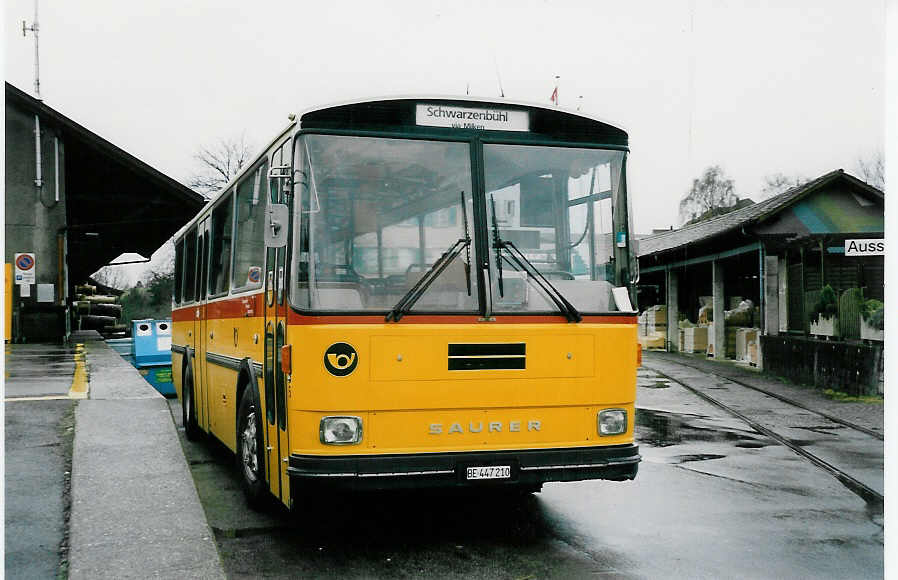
left=293, top=135, right=478, bottom=313
left=483, top=144, right=627, bottom=314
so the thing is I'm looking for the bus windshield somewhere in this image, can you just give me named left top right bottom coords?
left=483, top=144, right=627, bottom=314
left=291, top=134, right=629, bottom=315
left=292, top=134, right=479, bottom=313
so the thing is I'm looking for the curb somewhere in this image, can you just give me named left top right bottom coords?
left=67, top=336, right=226, bottom=579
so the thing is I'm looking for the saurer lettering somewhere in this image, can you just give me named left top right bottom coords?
left=429, top=420, right=540, bottom=434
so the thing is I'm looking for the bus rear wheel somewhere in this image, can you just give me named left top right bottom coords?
left=182, top=365, right=201, bottom=441
left=237, top=389, right=267, bottom=509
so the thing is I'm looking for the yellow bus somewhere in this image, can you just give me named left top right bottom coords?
left=172, top=97, right=640, bottom=509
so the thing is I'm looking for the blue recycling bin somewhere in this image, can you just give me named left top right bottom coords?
left=131, top=319, right=174, bottom=396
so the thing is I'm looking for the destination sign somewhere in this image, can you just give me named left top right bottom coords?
left=416, top=104, right=529, bottom=132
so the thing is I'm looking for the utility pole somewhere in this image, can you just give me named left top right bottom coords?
left=22, top=0, right=41, bottom=100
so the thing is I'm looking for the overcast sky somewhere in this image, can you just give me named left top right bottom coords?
left=4, top=0, right=885, bottom=240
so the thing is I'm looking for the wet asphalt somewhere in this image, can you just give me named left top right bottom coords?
left=4, top=343, right=79, bottom=580
left=170, top=356, right=884, bottom=579
left=4, top=344, right=80, bottom=398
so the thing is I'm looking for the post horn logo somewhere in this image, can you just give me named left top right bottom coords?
left=324, top=342, right=358, bottom=377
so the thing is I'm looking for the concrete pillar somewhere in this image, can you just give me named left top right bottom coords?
left=713, top=260, right=725, bottom=359
left=666, top=268, right=679, bottom=352
left=778, top=256, right=788, bottom=333
left=764, top=255, right=779, bottom=336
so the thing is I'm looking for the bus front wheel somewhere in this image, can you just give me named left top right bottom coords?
left=237, top=389, right=267, bottom=509
left=182, top=364, right=201, bottom=441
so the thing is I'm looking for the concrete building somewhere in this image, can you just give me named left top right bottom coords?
left=637, top=170, right=884, bottom=394
left=5, top=82, right=205, bottom=342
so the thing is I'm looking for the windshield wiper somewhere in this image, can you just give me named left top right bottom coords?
left=489, top=197, right=581, bottom=323
left=386, top=192, right=472, bottom=322
left=499, top=243, right=582, bottom=322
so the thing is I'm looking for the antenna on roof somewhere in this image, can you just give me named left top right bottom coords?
left=494, top=56, right=505, bottom=98
left=22, top=0, right=41, bottom=100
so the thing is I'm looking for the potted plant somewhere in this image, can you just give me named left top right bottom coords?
left=809, top=284, right=838, bottom=337
left=860, top=298, right=884, bottom=341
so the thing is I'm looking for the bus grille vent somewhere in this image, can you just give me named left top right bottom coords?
left=448, top=343, right=525, bottom=371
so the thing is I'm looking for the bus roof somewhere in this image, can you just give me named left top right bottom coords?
left=298, top=95, right=628, bottom=145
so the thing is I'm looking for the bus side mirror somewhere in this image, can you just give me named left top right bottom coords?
left=265, top=203, right=289, bottom=248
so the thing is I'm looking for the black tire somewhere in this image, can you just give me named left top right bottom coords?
left=182, top=363, right=202, bottom=441
left=237, top=388, right=267, bottom=509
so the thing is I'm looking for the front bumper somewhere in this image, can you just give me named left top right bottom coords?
left=287, top=443, right=640, bottom=491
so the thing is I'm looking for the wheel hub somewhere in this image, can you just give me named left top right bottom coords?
left=242, top=410, right=258, bottom=483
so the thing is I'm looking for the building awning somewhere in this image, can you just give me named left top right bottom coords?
left=6, top=83, right=206, bottom=285
left=638, top=170, right=883, bottom=260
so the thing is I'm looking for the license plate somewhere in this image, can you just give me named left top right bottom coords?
left=466, top=465, right=511, bottom=480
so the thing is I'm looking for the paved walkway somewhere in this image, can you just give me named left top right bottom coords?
left=67, top=331, right=225, bottom=579
left=5, top=332, right=225, bottom=579
left=643, top=351, right=884, bottom=435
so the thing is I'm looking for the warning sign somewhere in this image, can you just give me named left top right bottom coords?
left=14, top=253, right=36, bottom=284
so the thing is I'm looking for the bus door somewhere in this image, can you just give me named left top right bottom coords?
left=263, top=143, right=291, bottom=503
left=195, top=218, right=211, bottom=433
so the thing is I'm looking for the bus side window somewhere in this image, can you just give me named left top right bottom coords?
left=275, top=144, right=289, bottom=305
left=198, top=229, right=208, bottom=299
left=183, top=227, right=197, bottom=303
left=270, top=144, right=286, bottom=203
left=209, top=190, right=234, bottom=296
left=232, top=163, right=268, bottom=291
left=173, top=238, right=184, bottom=305
left=293, top=135, right=310, bottom=309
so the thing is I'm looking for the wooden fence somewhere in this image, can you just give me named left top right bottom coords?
left=761, top=335, right=883, bottom=396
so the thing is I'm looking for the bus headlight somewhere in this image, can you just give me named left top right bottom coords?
left=598, top=409, right=627, bottom=436
left=320, top=416, right=363, bottom=445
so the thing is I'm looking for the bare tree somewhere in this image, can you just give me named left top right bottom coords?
left=188, top=134, right=254, bottom=198
left=679, top=165, right=739, bottom=225
left=856, top=151, right=884, bottom=191
left=760, top=172, right=806, bottom=199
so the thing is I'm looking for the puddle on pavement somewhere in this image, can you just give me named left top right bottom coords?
left=636, top=408, right=771, bottom=449
left=636, top=372, right=673, bottom=389
left=674, top=453, right=726, bottom=463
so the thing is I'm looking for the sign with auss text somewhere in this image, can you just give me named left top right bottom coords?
left=416, top=104, right=529, bottom=132
left=844, top=239, right=884, bottom=256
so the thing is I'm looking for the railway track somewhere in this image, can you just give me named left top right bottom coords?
left=640, top=357, right=884, bottom=509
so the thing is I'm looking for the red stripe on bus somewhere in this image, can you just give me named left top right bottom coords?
left=172, top=296, right=263, bottom=321
left=205, top=294, right=263, bottom=319
left=175, top=300, right=635, bottom=325
left=171, top=307, right=196, bottom=322
left=285, top=311, right=636, bottom=325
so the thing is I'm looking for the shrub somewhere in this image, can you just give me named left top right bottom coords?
left=861, top=299, right=884, bottom=331
left=810, top=284, right=838, bottom=323
left=120, top=270, right=174, bottom=328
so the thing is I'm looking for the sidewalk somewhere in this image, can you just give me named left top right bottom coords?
left=643, top=350, right=884, bottom=435
left=67, top=331, right=225, bottom=579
